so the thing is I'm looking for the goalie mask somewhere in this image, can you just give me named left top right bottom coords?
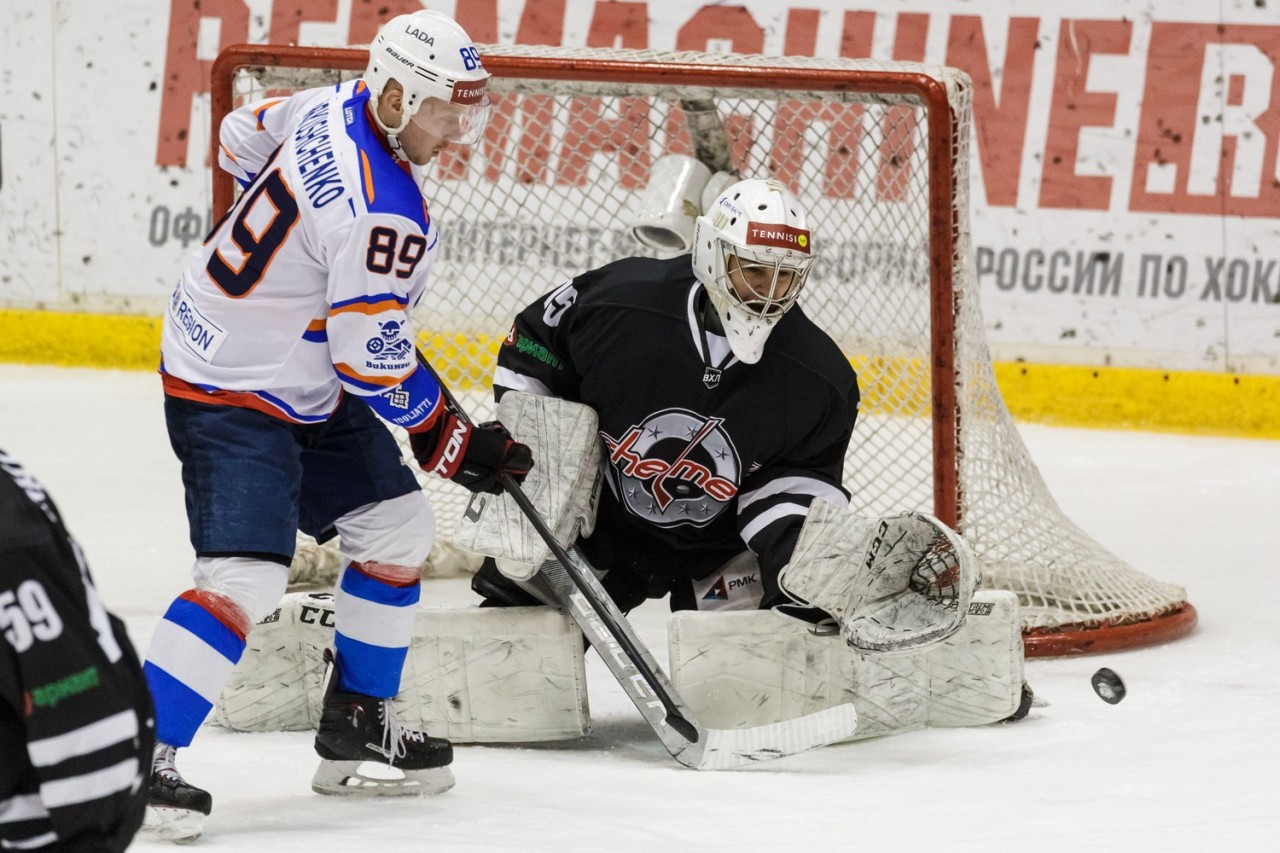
left=691, top=178, right=816, bottom=364
left=364, top=10, right=491, bottom=157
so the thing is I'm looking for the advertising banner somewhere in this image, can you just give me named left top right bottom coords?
left=1, top=0, right=1277, bottom=373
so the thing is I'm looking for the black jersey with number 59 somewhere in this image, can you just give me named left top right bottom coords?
left=494, top=255, right=860, bottom=601
left=1, top=451, right=153, bottom=852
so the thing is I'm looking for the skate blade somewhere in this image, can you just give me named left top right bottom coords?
left=311, top=760, right=455, bottom=797
left=142, top=804, right=205, bottom=843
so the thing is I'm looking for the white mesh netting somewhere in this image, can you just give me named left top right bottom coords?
left=216, top=44, right=1192, bottom=653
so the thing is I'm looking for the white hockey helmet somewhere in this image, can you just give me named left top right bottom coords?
left=364, top=10, right=491, bottom=151
left=691, top=178, right=816, bottom=364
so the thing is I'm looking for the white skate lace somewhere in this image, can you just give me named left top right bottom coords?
left=152, top=742, right=187, bottom=785
left=376, top=700, right=425, bottom=766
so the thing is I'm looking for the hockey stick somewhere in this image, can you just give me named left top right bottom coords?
left=415, top=350, right=857, bottom=768
left=678, top=98, right=737, bottom=176
left=414, top=352, right=695, bottom=737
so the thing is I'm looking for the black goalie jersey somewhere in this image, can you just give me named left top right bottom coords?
left=1, top=450, right=154, bottom=852
left=494, top=255, right=860, bottom=607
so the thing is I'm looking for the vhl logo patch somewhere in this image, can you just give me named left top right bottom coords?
left=702, top=367, right=721, bottom=389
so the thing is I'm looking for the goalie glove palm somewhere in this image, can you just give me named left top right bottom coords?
left=410, top=414, right=533, bottom=494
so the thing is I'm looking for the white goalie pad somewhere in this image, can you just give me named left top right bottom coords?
left=452, top=391, right=603, bottom=581
left=214, top=592, right=589, bottom=742
left=778, top=502, right=980, bottom=652
left=668, top=590, right=1024, bottom=741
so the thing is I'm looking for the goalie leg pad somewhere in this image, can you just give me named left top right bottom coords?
left=452, top=391, right=603, bottom=581
left=667, top=590, right=1024, bottom=741
left=216, top=593, right=590, bottom=742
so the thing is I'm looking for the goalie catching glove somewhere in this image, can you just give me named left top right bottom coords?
left=408, top=413, right=533, bottom=494
left=778, top=502, right=979, bottom=653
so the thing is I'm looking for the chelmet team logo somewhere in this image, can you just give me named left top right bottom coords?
left=600, top=409, right=741, bottom=527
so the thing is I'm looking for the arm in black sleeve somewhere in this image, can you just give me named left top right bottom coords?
left=493, top=275, right=590, bottom=402
left=736, top=371, right=860, bottom=608
left=0, top=452, right=154, bottom=853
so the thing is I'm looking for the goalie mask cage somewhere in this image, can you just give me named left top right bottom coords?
left=210, top=43, right=1196, bottom=657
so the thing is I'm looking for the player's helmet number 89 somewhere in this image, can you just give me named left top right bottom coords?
left=364, top=10, right=492, bottom=146
left=692, top=178, right=817, bottom=364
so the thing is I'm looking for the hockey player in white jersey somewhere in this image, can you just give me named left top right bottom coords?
left=141, top=10, right=531, bottom=842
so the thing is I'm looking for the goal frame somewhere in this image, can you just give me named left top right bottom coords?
left=208, top=44, right=1196, bottom=657
left=210, top=42, right=962, bottom=529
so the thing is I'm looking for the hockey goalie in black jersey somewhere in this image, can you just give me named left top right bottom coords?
left=216, top=178, right=1025, bottom=749
left=1, top=450, right=154, bottom=852
left=473, top=177, right=859, bottom=614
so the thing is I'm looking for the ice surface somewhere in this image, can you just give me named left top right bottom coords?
left=3, top=365, right=1277, bottom=852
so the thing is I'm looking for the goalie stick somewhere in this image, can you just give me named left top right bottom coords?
left=416, top=351, right=858, bottom=769
left=679, top=98, right=737, bottom=176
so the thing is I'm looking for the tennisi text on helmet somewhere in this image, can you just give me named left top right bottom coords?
left=745, top=223, right=812, bottom=252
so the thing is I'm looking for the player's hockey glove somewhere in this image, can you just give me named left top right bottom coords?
left=409, top=414, right=533, bottom=495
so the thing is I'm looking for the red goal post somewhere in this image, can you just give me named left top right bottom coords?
left=209, top=43, right=1195, bottom=656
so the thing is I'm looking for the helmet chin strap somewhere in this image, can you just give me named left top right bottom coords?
left=369, top=95, right=414, bottom=162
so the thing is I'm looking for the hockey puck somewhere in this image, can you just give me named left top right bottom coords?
left=1090, top=667, right=1126, bottom=704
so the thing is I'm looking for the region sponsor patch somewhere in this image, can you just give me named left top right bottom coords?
left=168, top=282, right=228, bottom=362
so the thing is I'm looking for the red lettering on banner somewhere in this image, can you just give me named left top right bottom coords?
left=351, top=0, right=430, bottom=46
left=947, top=16, right=1040, bottom=207
left=879, top=14, right=929, bottom=202
left=1039, top=19, right=1133, bottom=210
left=895, top=13, right=929, bottom=60
left=434, top=2, right=496, bottom=181
left=451, top=1, right=497, bottom=42
left=785, top=8, right=820, bottom=55
left=840, top=11, right=875, bottom=58
left=588, top=1, right=649, bottom=49
left=517, top=0, right=567, bottom=44
left=512, top=2, right=565, bottom=184
left=156, top=0, right=249, bottom=168
left=663, top=7, right=763, bottom=169
left=270, top=0, right=338, bottom=48
left=560, top=3, right=653, bottom=188
left=767, top=12, right=868, bottom=197
left=1130, top=23, right=1280, bottom=216
left=676, top=6, right=764, bottom=54
left=560, top=97, right=652, bottom=188
left=441, top=0, right=565, bottom=182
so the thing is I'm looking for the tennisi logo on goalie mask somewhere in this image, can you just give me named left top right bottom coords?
left=600, top=409, right=741, bottom=528
left=745, top=222, right=811, bottom=253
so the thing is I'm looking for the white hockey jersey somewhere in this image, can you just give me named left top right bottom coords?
left=160, top=79, right=443, bottom=430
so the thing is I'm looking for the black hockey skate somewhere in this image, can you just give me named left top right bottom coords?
left=143, top=742, right=212, bottom=843
left=312, top=650, right=454, bottom=797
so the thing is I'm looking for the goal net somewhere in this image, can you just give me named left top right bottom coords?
left=210, top=43, right=1196, bottom=656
